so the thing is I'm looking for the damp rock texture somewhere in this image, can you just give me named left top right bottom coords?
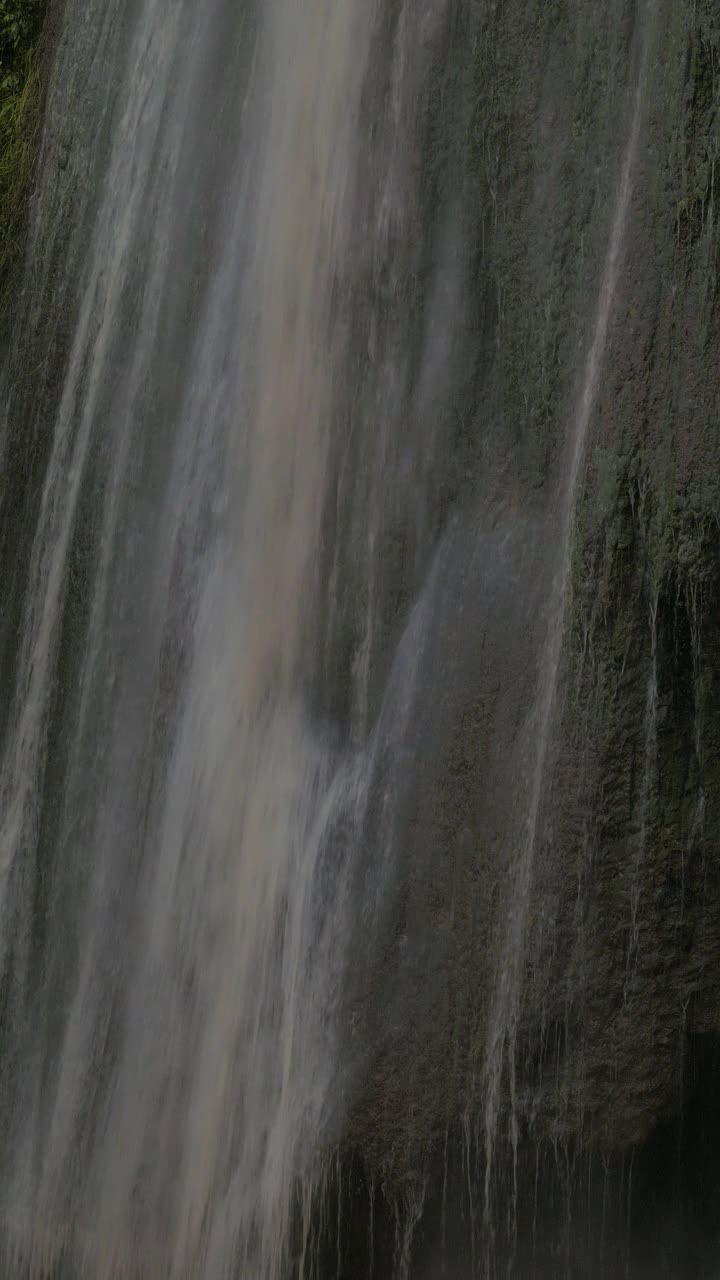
left=333, top=0, right=720, bottom=1257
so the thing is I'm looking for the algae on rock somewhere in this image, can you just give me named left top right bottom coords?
left=0, top=0, right=47, bottom=310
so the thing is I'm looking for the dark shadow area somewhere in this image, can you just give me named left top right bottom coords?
left=308, top=1032, right=720, bottom=1278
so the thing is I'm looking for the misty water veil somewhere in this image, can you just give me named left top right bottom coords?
left=1, top=0, right=719, bottom=1276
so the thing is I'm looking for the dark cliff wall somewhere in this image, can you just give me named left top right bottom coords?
left=321, top=0, right=720, bottom=1270
left=529, top=0, right=720, bottom=1154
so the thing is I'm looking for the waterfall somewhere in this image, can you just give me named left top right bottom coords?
left=1, top=0, right=717, bottom=1274
left=0, top=0, right=376, bottom=1273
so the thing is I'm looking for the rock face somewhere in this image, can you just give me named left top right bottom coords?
left=316, top=0, right=720, bottom=1270
left=0, top=0, right=718, bottom=1275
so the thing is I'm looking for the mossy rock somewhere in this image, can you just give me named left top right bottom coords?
left=0, top=0, right=47, bottom=314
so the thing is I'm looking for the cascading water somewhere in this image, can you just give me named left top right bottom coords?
left=0, top=0, right=376, bottom=1272
left=1, top=0, right=718, bottom=1275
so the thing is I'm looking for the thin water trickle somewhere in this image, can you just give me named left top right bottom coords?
left=481, top=0, right=656, bottom=1211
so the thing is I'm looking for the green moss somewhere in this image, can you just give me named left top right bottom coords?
left=0, top=48, right=39, bottom=298
left=666, top=0, right=720, bottom=253
left=0, top=0, right=47, bottom=310
left=1, top=0, right=44, bottom=84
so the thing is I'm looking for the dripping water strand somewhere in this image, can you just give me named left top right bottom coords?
left=481, top=0, right=658, bottom=1231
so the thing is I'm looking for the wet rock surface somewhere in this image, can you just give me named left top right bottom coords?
left=318, top=0, right=720, bottom=1269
